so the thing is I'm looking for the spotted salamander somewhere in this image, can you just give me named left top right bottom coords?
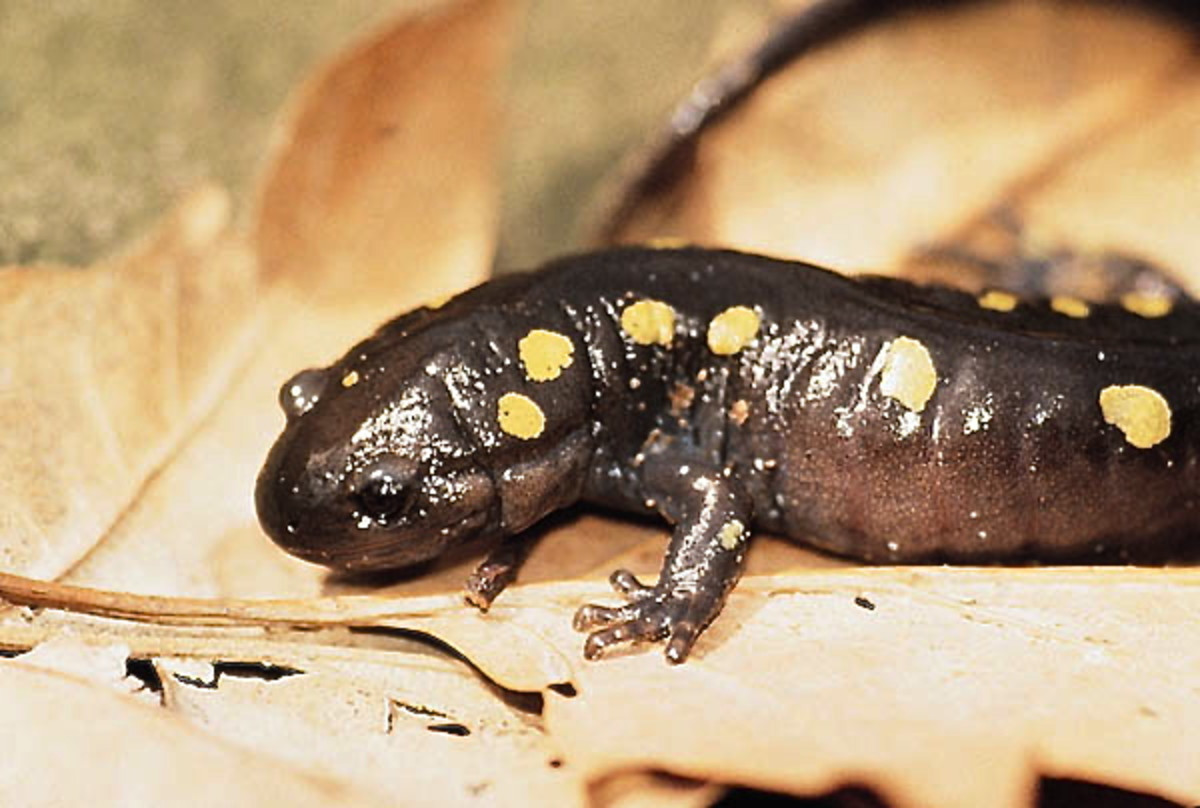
left=258, top=246, right=1200, bottom=662
left=257, top=0, right=1200, bottom=663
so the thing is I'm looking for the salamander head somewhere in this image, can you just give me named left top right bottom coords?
left=255, top=342, right=500, bottom=572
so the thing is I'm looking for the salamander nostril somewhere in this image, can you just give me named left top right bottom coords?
left=279, top=368, right=329, bottom=419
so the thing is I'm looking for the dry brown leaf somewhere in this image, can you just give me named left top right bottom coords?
left=0, top=187, right=255, bottom=579
left=0, top=0, right=532, bottom=804
left=601, top=0, right=1198, bottom=281
left=0, top=659, right=390, bottom=807
left=255, top=0, right=511, bottom=307
left=3, top=566, right=1199, bottom=806
left=4, top=1, right=1200, bottom=807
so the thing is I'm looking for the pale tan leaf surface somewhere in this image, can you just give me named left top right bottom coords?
left=0, top=187, right=255, bottom=580
left=0, top=659, right=391, bottom=808
left=3, top=567, right=1199, bottom=806
left=540, top=571, right=1200, bottom=808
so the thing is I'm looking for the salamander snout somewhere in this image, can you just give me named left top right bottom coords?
left=256, top=365, right=502, bottom=572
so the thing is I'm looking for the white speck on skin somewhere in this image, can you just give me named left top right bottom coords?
left=962, top=397, right=994, bottom=435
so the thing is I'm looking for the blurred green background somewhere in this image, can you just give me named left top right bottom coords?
left=0, top=0, right=771, bottom=270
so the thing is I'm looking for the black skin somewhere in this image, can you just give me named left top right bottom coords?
left=259, top=0, right=1200, bottom=662
left=258, top=248, right=1200, bottom=662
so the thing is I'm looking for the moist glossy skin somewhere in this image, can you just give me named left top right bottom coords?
left=257, top=247, right=1200, bottom=662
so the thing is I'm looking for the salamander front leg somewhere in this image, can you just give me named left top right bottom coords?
left=573, top=471, right=751, bottom=663
left=464, top=536, right=532, bottom=611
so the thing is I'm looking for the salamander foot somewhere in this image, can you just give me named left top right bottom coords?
left=572, top=569, right=721, bottom=664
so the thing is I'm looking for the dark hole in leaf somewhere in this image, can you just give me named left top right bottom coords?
left=391, top=700, right=451, bottom=719
left=854, top=596, right=876, bottom=611
left=172, top=672, right=218, bottom=689
left=548, top=758, right=564, bottom=769
left=548, top=682, right=577, bottom=698
left=124, top=657, right=163, bottom=694
left=427, top=722, right=471, bottom=737
left=215, top=661, right=304, bottom=682
left=173, top=660, right=305, bottom=689
left=493, top=687, right=544, bottom=716
left=0, top=647, right=29, bottom=658
left=711, top=779, right=1188, bottom=807
left=1038, top=778, right=1186, bottom=808
left=712, top=785, right=886, bottom=807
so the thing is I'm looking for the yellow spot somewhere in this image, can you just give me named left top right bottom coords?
left=497, top=392, right=545, bottom=440
left=879, top=337, right=937, bottom=413
left=1099, top=384, right=1171, bottom=449
left=340, top=370, right=360, bottom=388
left=1120, top=292, right=1173, bottom=319
left=707, top=306, right=761, bottom=355
left=1050, top=296, right=1091, bottom=319
left=646, top=236, right=690, bottom=249
left=621, top=299, right=675, bottom=346
left=718, top=519, right=746, bottom=551
left=518, top=329, right=574, bottom=382
left=977, top=290, right=1018, bottom=312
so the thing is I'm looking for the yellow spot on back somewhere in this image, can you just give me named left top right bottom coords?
left=340, top=370, right=360, bottom=388
left=1099, top=384, right=1171, bottom=449
left=718, top=519, right=746, bottom=550
left=518, top=329, right=574, bottom=382
left=1050, top=296, right=1091, bottom=319
left=497, top=392, right=545, bottom=440
left=977, top=290, right=1018, bottom=312
left=879, top=337, right=937, bottom=413
left=707, top=306, right=761, bottom=355
left=621, top=299, right=675, bottom=346
left=1120, top=292, right=1173, bottom=319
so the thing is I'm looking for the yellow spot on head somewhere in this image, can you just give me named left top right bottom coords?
left=729, top=399, right=750, bottom=425
left=646, top=236, right=690, bottom=249
left=1050, top=296, right=1091, bottom=319
left=718, top=519, right=745, bottom=550
left=621, top=299, right=675, bottom=346
left=707, top=305, right=761, bottom=355
left=340, top=370, right=360, bottom=388
left=1120, top=292, right=1173, bottom=319
left=879, top=337, right=937, bottom=413
left=977, top=290, right=1018, bottom=312
left=518, top=329, right=574, bottom=382
left=1099, top=384, right=1171, bottom=449
left=497, top=392, right=545, bottom=440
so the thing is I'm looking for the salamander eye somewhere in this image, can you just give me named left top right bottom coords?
left=355, top=465, right=418, bottom=524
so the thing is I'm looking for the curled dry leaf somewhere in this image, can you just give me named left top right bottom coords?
left=255, top=0, right=513, bottom=308
left=599, top=0, right=1199, bottom=283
